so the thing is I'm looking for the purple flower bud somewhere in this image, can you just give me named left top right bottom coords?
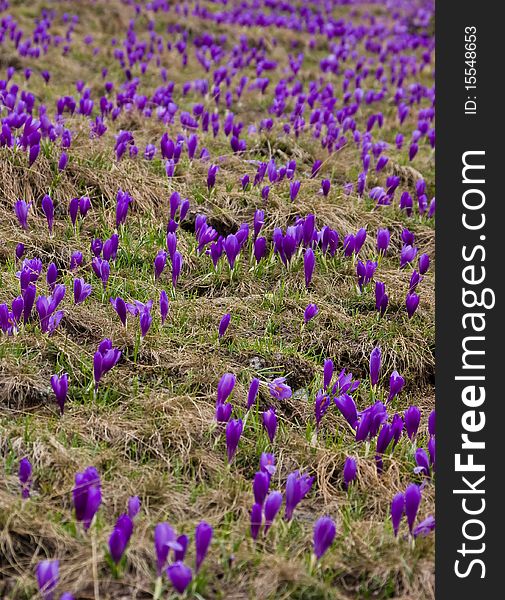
left=15, top=200, right=30, bottom=230
left=405, top=484, right=421, bottom=533
left=391, top=493, right=404, bottom=536
left=16, top=243, right=25, bottom=261
left=128, top=496, right=141, bottom=519
left=262, top=408, right=277, bottom=443
left=400, top=245, right=418, bottom=269
left=304, top=303, right=319, bottom=323
left=154, top=523, right=178, bottom=575
left=19, top=457, right=32, bottom=499
left=369, top=347, right=381, bottom=387
left=51, top=373, right=68, bottom=415
left=387, top=371, right=405, bottom=403
left=428, top=410, right=435, bottom=436
left=250, top=502, right=262, bottom=540
left=36, top=560, right=59, bottom=600
left=253, top=471, right=270, bottom=506
left=320, top=179, right=330, bottom=196
left=41, top=195, right=54, bottom=234
left=167, top=561, right=192, bottom=594
left=405, top=406, right=421, bottom=440
left=343, top=457, right=357, bottom=489
left=406, top=292, right=420, bottom=318
left=46, top=263, right=58, bottom=290
left=247, top=377, right=260, bottom=409
left=304, top=248, right=315, bottom=288
left=195, top=521, right=213, bottom=572
left=376, top=228, right=390, bottom=253
left=323, top=359, right=334, bottom=390
left=418, top=253, right=430, bottom=275
left=154, top=250, right=167, bottom=280
left=160, top=290, right=169, bottom=325
left=313, top=516, right=336, bottom=559
left=284, top=471, right=314, bottom=521
left=218, top=312, right=231, bottom=338
left=167, top=562, right=192, bottom=594
left=225, top=419, right=243, bottom=463
left=73, top=466, right=101, bottom=530
left=264, top=491, right=282, bottom=533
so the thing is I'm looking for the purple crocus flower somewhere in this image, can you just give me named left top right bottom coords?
left=41, top=195, right=54, bottom=234
left=406, top=293, right=420, bottom=318
left=93, top=339, right=121, bottom=390
left=247, top=378, right=260, bottom=409
left=58, top=152, right=68, bottom=171
left=334, top=394, right=358, bottom=428
left=154, top=522, right=179, bottom=575
left=268, top=377, right=292, bottom=400
left=405, top=484, right=422, bottom=533
left=250, top=502, right=263, bottom=540
left=70, top=252, right=83, bottom=270
left=253, top=471, right=270, bottom=506
left=174, top=535, right=189, bottom=562
left=218, top=313, right=231, bottom=338
left=369, top=347, right=381, bottom=387
left=224, top=234, right=240, bottom=269
left=323, top=359, right=334, bottom=390
left=284, top=471, right=314, bottom=521
left=154, top=250, right=167, bottom=280
left=414, top=448, right=431, bottom=477
left=313, top=516, right=336, bottom=559
left=419, top=254, right=430, bottom=275
left=343, top=457, right=357, bottom=489
left=46, top=263, right=58, bottom=290
left=428, top=410, right=436, bottom=436
left=73, top=466, right=101, bottom=530
left=289, top=180, right=301, bottom=201
left=405, top=406, right=421, bottom=440
left=376, top=228, right=390, bottom=253
left=254, top=237, right=267, bottom=263
left=14, top=200, right=30, bottom=230
left=110, top=297, right=127, bottom=327
left=391, top=493, right=405, bottom=537
left=225, top=419, right=243, bottom=463
left=16, top=243, right=25, bottom=261
left=262, top=408, right=277, bottom=443
left=195, top=521, right=213, bottom=572
left=304, top=303, right=319, bottom=323
left=167, top=562, right=192, bottom=595
left=320, top=179, right=331, bottom=196
left=128, top=496, right=141, bottom=519
left=160, top=290, right=169, bottom=325
left=264, top=491, right=283, bottom=533
left=387, top=371, right=405, bottom=403
left=108, top=514, right=134, bottom=564
left=314, top=390, right=330, bottom=427
left=304, top=248, right=315, bottom=288
left=69, top=197, right=79, bottom=227
left=36, top=560, right=59, bottom=600
left=217, top=373, right=236, bottom=405
left=207, top=164, right=219, bottom=190
left=19, top=457, right=32, bottom=499
left=171, top=251, right=182, bottom=287
left=50, top=373, right=68, bottom=415
left=400, top=245, right=418, bottom=268
left=73, top=278, right=92, bottom=305
left=413, top=515, right=435, bottom=538
left=91, top=257, right=110, bottom=290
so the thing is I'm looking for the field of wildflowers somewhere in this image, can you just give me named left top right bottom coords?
left=0, top=0, right=435, bottom=598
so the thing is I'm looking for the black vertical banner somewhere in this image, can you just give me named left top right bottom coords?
left=437, top=1, right=501, bottom=597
